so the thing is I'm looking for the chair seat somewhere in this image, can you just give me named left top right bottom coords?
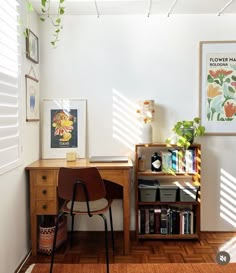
left=62, top=198, right=112, bottom=214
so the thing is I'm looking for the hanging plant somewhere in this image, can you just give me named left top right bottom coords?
left=24, top=0, right=65, bottom=47
left=40, top=0, right=65, bottom=47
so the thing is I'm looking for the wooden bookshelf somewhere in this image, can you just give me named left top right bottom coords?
left=135, top=143, right=201, bottom=240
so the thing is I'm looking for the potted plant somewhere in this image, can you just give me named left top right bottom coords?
left=166, top=117, right=205, bottom=150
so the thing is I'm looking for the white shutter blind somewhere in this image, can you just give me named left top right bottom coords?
left=0, top=0, right=22, bottom=174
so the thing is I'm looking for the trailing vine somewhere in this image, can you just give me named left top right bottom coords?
left=24, top=0, right=65, bottom=47
left=40, top=0, right=65, bottom=47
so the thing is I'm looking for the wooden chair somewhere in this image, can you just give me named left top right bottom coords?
left=50, top=167, right=115, bottom=273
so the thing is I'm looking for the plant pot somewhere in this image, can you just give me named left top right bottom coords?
left=181, top=127, right=194, bottom=144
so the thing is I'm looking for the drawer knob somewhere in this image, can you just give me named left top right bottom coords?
left=42, top=189, right=47, bottom=195
left=42, top=204, right=47, bottom=210
left=42, top=175, right=47, bottom=180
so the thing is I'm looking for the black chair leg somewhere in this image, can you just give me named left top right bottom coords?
left=70, top=214, right=75, bottom=248
left=109, top=207, right=115, bottom=252
left=100, top=214, right=109, bottom=273
left=50, top=212, right=65, bottom=273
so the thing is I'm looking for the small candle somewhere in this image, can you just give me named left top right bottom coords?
left=66, top=152, right=76, bottom=162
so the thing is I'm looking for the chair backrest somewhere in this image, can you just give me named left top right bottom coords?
left=58, top=167, right=106, bottom=202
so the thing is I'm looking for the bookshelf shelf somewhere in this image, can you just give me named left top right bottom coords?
left=137, top=233, right=199, bottom=240
left=135, top=143, right=201, bottom=240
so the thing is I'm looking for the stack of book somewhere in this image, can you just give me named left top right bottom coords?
left=138, top=206, right=194, bottom=235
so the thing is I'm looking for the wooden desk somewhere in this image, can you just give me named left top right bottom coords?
left=26, top=159, right=133, bottom=256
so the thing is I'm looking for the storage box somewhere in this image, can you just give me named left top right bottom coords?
left=179, top=185, right=199, bottom=202
left=159, top=184, right=178, bottom=202
left=139, top=180, right=159, bottom=202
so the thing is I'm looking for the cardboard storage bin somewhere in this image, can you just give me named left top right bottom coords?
left=159, top=184, right=178, bottom=202
left=138, top=180, right=159, bottom=202
left=179, top=185, right=199, bottom=202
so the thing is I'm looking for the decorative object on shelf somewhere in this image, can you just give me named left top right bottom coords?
left=166, top=117, right=205, bottom=149
left=26, top=29, right=39, bottom=63
left=42, top=99, right=87, bottom=159
left=136, top=100, right=155, bottom=143
left=25, top=66, right=39, bottom=121
left=151, top=152, right=162, bottom=172
left=199, top=40, right=236, bottom=135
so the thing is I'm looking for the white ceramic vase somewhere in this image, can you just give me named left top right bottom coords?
left=141, top=123, right=152, bottom=143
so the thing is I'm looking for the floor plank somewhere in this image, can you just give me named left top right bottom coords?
left=18, top=231, right=236, bottom=273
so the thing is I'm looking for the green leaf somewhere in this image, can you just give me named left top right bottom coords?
left=40, top=17, right=45, bottom=22
left=41, top=0, right=47, bottom=7
left=27, top=3, right=34, bottom=12
left=60, top=8, right=65, bottom=15
left=232, top=75, right=236, bottom=81
left=56, top=18, right=61, bottom=24
left=207, top=75, right=213, bottom=83
left=225, top=78, right=231, bottom=83
left=23, top=30, right=28, bottom=37
left=228, top=86, right=235, bottom=93
left=60, top=0, right=65, bottom=3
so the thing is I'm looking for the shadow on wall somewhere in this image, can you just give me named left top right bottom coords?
left=220, top=168, right=236, bottom=228
left=112, top=89, right=142, bottom=150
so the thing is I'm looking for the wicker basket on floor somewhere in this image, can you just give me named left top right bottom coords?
left=38, top=216, right=67, bottom=255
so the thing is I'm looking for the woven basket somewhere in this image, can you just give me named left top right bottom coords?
left=38, top=216, right=67, bottom=255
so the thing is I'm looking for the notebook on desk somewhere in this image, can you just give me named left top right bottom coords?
left=89, top=156, right=129, bottom=163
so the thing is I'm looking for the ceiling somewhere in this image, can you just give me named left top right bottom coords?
left=31, top=0, right=236, bottom=16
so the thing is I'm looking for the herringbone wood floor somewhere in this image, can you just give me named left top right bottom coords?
left=18, top=231, right=236, bottom=273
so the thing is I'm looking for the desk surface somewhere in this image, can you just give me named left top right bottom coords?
left=26, top=158, right=133, bottom=170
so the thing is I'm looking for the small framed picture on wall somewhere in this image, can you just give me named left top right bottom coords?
left=26, top=29, right=39, bottom=64
left=25, top=74, right=39, bottom=121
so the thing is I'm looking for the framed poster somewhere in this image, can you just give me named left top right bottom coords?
left=26, top=29, right=39, bottom=64
left=25, top=74, right=39, bottom=121
left=42, top=99, right=87, bottom=158
left=199, top=41, right=236, bottom=135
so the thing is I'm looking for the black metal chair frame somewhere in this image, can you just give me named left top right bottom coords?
left=50, top=177, right=115, bottom=273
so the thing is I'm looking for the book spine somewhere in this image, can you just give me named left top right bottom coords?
left=149, top=209, right=155, bottom=234
left=154, top=208, right=161, bottom=234
left=145, top=208, right=150, bottom=234
left=160, top=207, right=168, bottom=234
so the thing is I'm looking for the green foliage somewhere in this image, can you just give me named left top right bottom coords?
left=166, top=117, right=205, bottom=149
left=25, top=0, right=65, bottom=47
left=39, top=0, right=65, bottom=47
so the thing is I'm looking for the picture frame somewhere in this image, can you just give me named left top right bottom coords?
left=25, top=74, right=39, bottom=121
left=199, top=41, right=236, bottom=135
left=42, top=99, right=87, bottom=159
left=26, top=29, right=39, bottom=64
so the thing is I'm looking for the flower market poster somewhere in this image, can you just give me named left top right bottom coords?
left=206, top=54, right=236, bottom=122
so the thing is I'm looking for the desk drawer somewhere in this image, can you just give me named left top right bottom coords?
left=36, top=200, right=57, bottom=214
left=35, top=186, right=56, bottom=199
left=32, top=170, right=57, bottom=186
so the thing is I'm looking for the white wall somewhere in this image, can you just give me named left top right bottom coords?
left=0, top=5, right=40, bottom=273
left=39, top=14, right=236, bottom=233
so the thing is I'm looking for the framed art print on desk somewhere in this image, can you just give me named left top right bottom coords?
left=42, top=98, right=87, bottom=159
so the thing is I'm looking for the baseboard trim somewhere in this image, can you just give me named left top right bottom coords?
left=14, top=250, right=32, bottom=273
